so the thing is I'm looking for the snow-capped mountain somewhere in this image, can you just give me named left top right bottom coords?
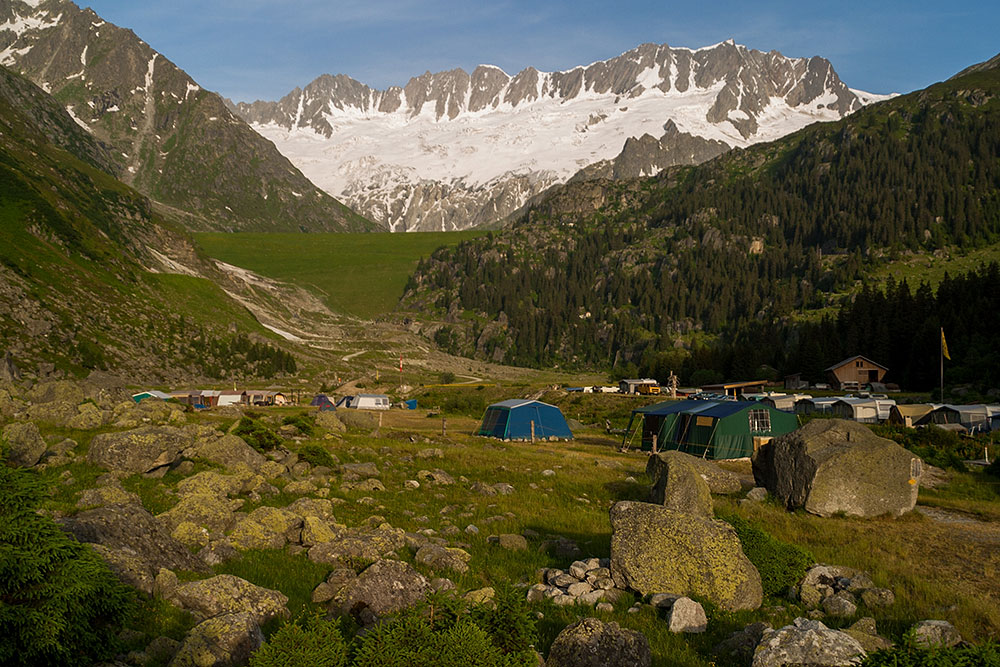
left=234, top=40, right=890, bottom=232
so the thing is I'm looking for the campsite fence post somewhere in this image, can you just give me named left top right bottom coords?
left=442, top=418, right=447, bottom=437
left=652, top=434, right=658, bottom=454
left=530, top=421, right=535, bottom=444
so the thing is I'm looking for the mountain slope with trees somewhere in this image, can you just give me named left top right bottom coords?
left=398, top=58, right=1000, bottom=391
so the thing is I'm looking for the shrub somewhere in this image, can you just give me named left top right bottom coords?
left=862, top=638, right=1000, bottom=666
left=0, top=466, right=135, bottom=666
left=282, top=412, right=315, bottom=436
left=721, top=513, right=814, bottom=597
left=249, top=614, right=348, bottom=667
left=233, top=416, right=282, bottom=453
left=871, top=424, right=971, bottom=471
left=439, top=371, right=456, bottom=384
left=298, top=443, right=337, bottom=469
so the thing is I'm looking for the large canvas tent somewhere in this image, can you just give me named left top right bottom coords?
left=476, top=400, right=573, bottom=441
left=623, top=399, right=798, bottom=459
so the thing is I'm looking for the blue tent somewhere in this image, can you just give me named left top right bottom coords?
left=476, top=399, right=573, bottom=441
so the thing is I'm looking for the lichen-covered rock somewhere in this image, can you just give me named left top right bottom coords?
left=300, top=515, right=338, bottom=546
left=168, top=612, right=263, bottom=667
left=546, top=617, right=651, bottom=667
left=332, top=559, right=431, bottom=624
left=667, top=597, right=708, bottom=633
left=416, top=468, right=454, bottom=485
left=195, top=435, right=266, bottom=472
left=308, top=527, right=406, bottom=564
left=284, top=479, right=319, bottom=495
left=752, top=618, right=866, bottom=667
left=645, top=450, right=714, bottom=516
left=159, top=494, right=239, bottom=533
left=713, top=622, right=772, bottom=666
left=860, top=588, right=895, bottom=609
left=173, top=521, right=212, bottom=551
left=415, top=544, right=471, bottom=573
left=340, top=462, right=380, bottom=479
left=228, top=506, right=302, bottom=551
left=648, top=450, right=743, bottom=495
left=843, top=618, right=893, bottom=653
left=285, top=497, right=336, bottom=520
left=88, top=426, right=192, bottom=474
left=753, top=419, right=920, bottom=517
left=89, top=543, right=157, bottom=594
left=609, top=501, right=762, bottom=612
left=2, top=422, right=47, bottom=467
left=340, top=478, right=384, bottom=493
left=177, top=472, right=243, bottom=499
left=75, top=484, right=141, bottom=509
left=258, top=460, right=287, bottom=479
left=912, top=620, right=962, bottom=648
left=68, top=403, right=106, bottom=430
left=60, top=503, right=208, bottom=591
left=316, top=411, right=346, bottom=433
left=167, top=575, right=289, bottom=626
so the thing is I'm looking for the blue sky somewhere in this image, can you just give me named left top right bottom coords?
left=83, top=0, right=996, bottom=102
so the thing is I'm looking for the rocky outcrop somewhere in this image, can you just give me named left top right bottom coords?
left=168, top=612, right=263, bottom=667
left=166, top=575, right=289, bottom=626
left=88, top=426, right=191, bottom=474
left=609, top=501, right=762, bottom=611
left=2, top=422, right=47, bottom=467
left=753, top=420, right=921, bottom=517
left=752, top=618, right=866, bottom=667
left=60, top=503, right=208, bottom=593
left=546, top=617, right=651, bottom=667
left=646, top=450, right=714, bottom=516
left=331, top=559, right=431, bottom=625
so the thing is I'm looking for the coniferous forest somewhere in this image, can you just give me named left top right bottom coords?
left=400, top=67, right=1000, bottom=392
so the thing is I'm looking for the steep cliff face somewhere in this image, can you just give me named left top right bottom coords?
left=0, top=0, right=376, bottom=232
left=234, top=40, right=886, bottom=231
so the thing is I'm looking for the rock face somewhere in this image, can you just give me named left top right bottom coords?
left=88, top=426, right=191, bottom=474
left=753, top=419, right=921, bottom=517
left=332, top=559, right=431, bottom=624
left=609, top=501, right=762, bottom=611
left=646, top=450, right=714, bottom=516
left=2, top=422, right=47, bottom=467
left=546, top=617, right=651, bottom=667
left=60, top=503, right=208, bottom=592
left=168, top=612, right=263, bottom=667
left=752, top=618, right=866, bottom=667
left=167, top=575, right=289, bottom=626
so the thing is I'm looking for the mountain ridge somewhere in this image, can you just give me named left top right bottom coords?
left=233, top=40, right=886, bottom=232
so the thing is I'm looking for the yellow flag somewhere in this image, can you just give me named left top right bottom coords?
left=941, top=328, right=951, bottom=361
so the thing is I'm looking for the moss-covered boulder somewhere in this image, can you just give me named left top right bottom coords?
left=167, top=575, right=289, bottom=626
left=88, top=426, right=191, bottom=474
left=2, top=422, right=47, bottom=467
left=646, top=451, right=714, bottom=516
left=168, top=612, right=263, bottom=667
left=546, top=617, right=651, bottom=667
left=753, top=419, right=920, bottom=518
left=609, top=501, right=762, bottom=612
left=195, top=435, right=266, bottom=472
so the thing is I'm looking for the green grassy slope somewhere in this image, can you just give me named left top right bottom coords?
left=194, top=231, right=486, bottom=320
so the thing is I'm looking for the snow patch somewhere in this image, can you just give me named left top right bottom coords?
left=261, top=324, right=303, bottom=342
left=65, top=106, right=92, bottom=132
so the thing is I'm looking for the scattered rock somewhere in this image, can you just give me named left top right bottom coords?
left=416, top=448, right=443, bottom=459
left=713, top=622, right=772, bottom=666
left=2, top=422, right=47, bottom=467
left=645, top=450, right=714, bottom=516
left=752, top=617, right=866, bottom=667
left=666, top=597, right=708, bottom=633
left=464, top=587, right=495, bottom=604
left=167, top=575, right=289, bottom=626
left=844, top=617, right=893, bottom=652
left=88, top=426, right=191, bottom=475
left=195, top=435, right=266, bottom=471
left=753, top=419, right=921, bottom=517
left=912, top=620, right=962, bottom=648
left=168, top=612, right=262, bottom=667
left=822, top=591, right=858, bottom=618
left=341, top=462, right=380, bottom=479
left=75, top=484, right=141, bottom=509
left=316, top=411, right=346, bottom=433
left=332, top=559, right=431, bottom=625
left=860, top=588, right=895, bottom=609
left=415, top=544, right=471, bottom=573
left=610, top=501, right=762, bottom=612
left=746, top=487, right=769, bottom=502
left=490, top=533, right=528, bottom=551
left=417, top=468, right=455, bottom=485
left=546, top=617, right=651, bottom=667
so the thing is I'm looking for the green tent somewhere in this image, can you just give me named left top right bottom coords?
left=623, top=399, right=799, bottom=459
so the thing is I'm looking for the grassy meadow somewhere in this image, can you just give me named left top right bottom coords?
left=28, top=389, right=1000, bottom=666
left=193, top=231, right=486, bottom=320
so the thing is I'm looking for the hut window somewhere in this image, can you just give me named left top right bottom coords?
left=748, top=409, right=771, bottom=433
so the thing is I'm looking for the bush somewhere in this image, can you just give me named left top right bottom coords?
left=721, top=513, right=814, bottom=597
left=0, top=466, right=136, bottom=666
left=298, top=443, right=337, bottom=469
left=871, top=424, right=972, bottom=471
left=249, top=614, right=348, bottom=667
left=282, top=412, right=315, bottom=436
left=862, top=638, right=1000, bottom=666
left=233, top=416, right=282, bottom=453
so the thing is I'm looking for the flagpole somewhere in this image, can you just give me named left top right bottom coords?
left=940, top=327, right=944, bottom=403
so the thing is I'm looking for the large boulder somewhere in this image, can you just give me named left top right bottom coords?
left=609, top=501, right=762, bottom=612
left=88, top=426, right=191, bottom=474
left=316, top=411, right=346, bottom=433
left=752, top=618, right=866, bottom=667
left=168, top=612, right=263, bottom=667
left=195, top=435, right=266, bottom=471
left=646, top=451, right=714, bottom=516
left=648, top=450, right=743, bottom=494
left=158, top=494, right=240, bottom=533
left=912, top=620, right=962, bottom=648
left=167, top=575, right=289, bottom=626
left=2, top=422, right=47, bottom=467
left=331, top=559, right=431, bottom=624
left=60, top=503, right=208, bottom=593
left=546, top=617, right=651, bottom=667
left=753, top=419, right=920, bottom=518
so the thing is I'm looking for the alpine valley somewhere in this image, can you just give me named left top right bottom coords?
left=233, top=41, right=889, bottom=231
